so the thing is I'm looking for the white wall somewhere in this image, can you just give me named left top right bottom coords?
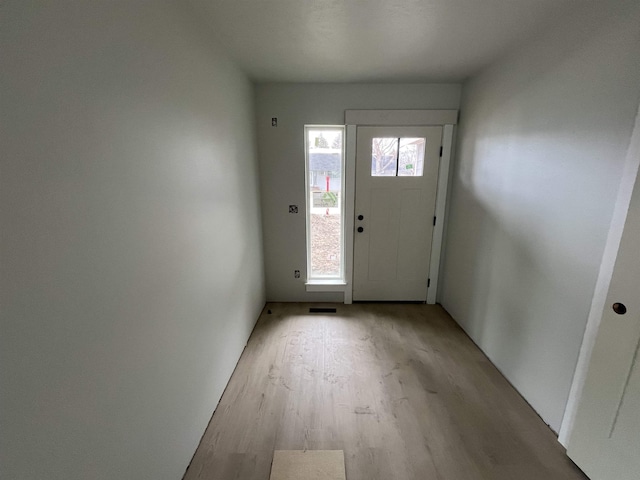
left=441, top=0, right=640, bottom=431
left=256, top=83, right=461, bottom=301
left=0, top=2, right=265, bottom=479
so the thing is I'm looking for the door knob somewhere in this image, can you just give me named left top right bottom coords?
left=358, top=215, right=364, bottom=221
left=613, top=303, right=627, bottom=315
left=357, top=227, right=364, bottom=233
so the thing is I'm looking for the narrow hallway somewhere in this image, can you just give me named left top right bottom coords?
left=184, top=303, right=586, bottom=480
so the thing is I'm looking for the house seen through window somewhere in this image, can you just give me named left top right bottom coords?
left=305, top=126, right=345, bottom=281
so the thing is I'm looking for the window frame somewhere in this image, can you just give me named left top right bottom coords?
left=304, top=125, right=346, bottom=283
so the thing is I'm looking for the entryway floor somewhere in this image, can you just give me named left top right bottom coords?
left=183, top=303, right=588, bottom=480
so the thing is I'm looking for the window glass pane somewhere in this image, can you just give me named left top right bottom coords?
left=371, top=138, right=398, bottom=176
left=307, top=128, right=343, bottom=278
left=398, top=138, right=425, bottom=176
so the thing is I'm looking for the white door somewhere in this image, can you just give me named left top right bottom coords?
left=566, top=142, right=640, bottom=478
left=353, top=126, right=442, bottom=301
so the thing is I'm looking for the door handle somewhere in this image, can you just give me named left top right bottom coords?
left=613, top=303, right=627, bottom=315
left=357, top=215, right=364, bottom=221
left=357, top=227, right=364, bottom=233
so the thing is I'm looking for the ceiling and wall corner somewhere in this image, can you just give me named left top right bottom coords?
left=186, top=0, right=585, bottom=83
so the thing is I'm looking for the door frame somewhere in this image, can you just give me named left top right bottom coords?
left=343, top=110, right=458, bottom=304
left=559, top=100, right=640, bottom=446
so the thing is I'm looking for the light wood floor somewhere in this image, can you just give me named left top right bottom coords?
left=183, top=303, right=587, bottom=480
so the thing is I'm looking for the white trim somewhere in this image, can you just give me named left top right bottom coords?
left=427, top=125, right=454, bottom=305
left=304, top=127, right=312, bottom=281
left=345, top=109, right=458, bottom=126
left=305, top=281, right=347, bottom=293
left=558, top=102, right=640, bottom=446
left=343, top=125, right=357, bottom=304
left=436, top=125, right=458, bottom=304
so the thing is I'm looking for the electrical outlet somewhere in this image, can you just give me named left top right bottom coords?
left=289, top=205, right=298, bottom=214
left=294, top=270, right=300, bottom=279
left=271, top=117, right=278, bottom=127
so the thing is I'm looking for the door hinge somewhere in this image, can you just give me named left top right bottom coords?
left=433, top=216, right=436, bottom=226
left=428, top=278, right=431, bottom=288
left=439, top=146, right=443, bottom=157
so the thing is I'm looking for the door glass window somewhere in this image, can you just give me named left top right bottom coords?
left=372, top=137, right=425, bottom=176
left=398, top=138, right=425, bottom=176
left=371, top=138, right=398, bottom=176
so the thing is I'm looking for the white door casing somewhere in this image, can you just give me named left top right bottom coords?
left=566, top=108, right=640, bottom=479
left=353, top=126, right=442, bottom=301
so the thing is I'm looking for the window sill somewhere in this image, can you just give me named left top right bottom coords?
left=305, top=280, right=347, bottom=292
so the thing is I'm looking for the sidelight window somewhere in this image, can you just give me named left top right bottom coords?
left=305, top=126, right=345, bottom=281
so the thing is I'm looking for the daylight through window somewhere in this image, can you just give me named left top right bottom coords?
left=371, top=137, right=426, bottom=176
left=305, top=126, right=345, bottom=280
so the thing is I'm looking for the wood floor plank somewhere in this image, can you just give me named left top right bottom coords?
left=183, top=303, right=587, bottom=480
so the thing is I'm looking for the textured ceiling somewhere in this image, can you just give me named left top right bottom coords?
left=187, top=0, right=581, bottom=83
